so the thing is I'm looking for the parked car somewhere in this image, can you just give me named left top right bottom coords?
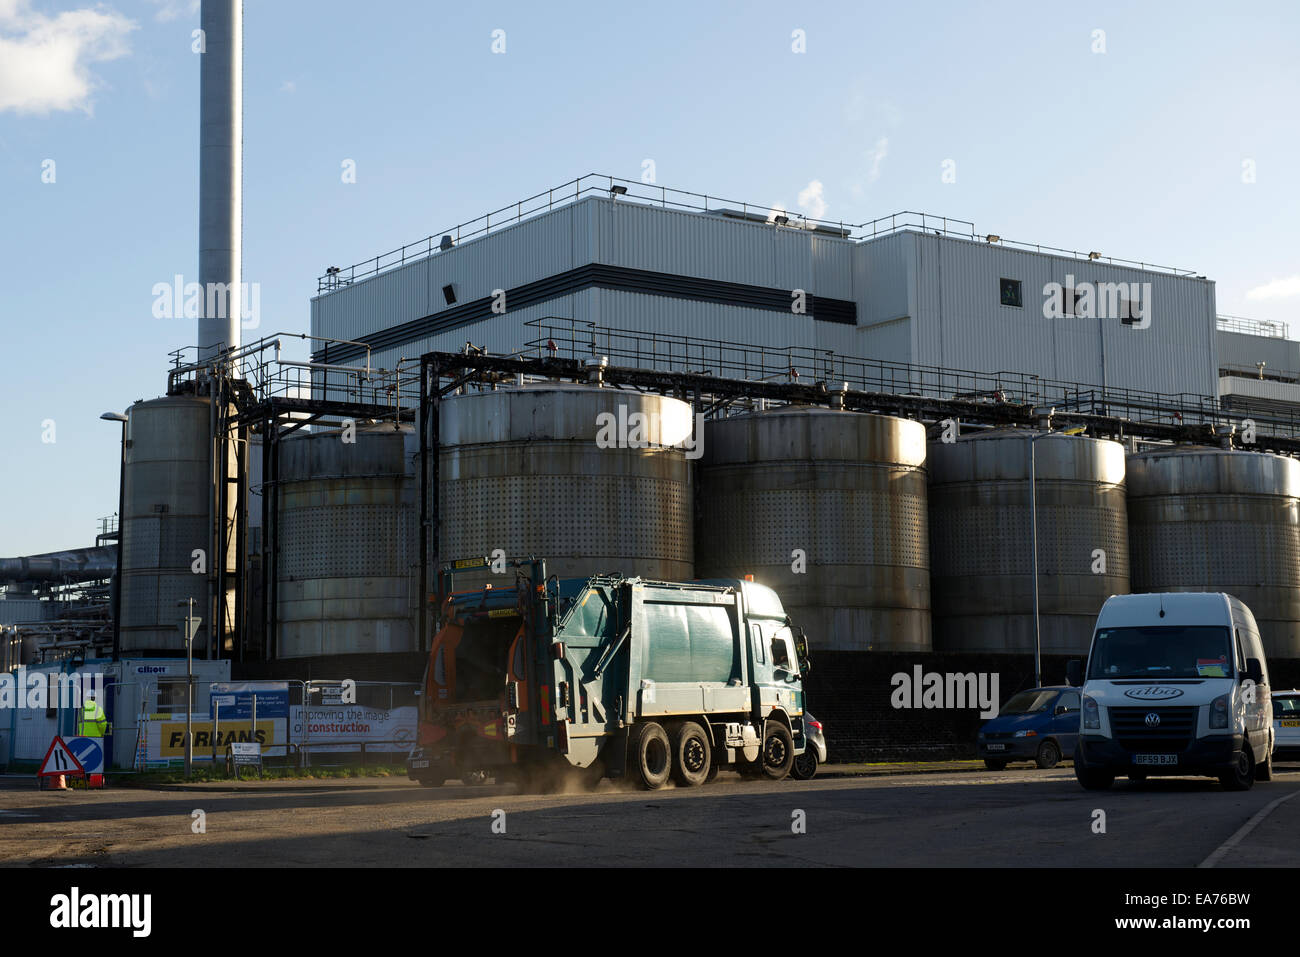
left=1273, top=690, right=1300, bottom=761
left=791, top=713, right=826, bottom=780
left=978, top=686, right=1080, bottom=770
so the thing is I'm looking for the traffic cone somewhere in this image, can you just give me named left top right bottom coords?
left=40, top=774, right=67, bottom=791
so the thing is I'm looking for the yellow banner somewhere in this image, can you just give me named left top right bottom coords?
left=157, top=721, right=276, bottom=757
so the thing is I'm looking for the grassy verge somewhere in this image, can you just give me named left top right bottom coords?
left=117, top=765, right=406, bottom=786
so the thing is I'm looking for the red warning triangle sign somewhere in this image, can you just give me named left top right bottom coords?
left=38, top=736, right=85, bottom=777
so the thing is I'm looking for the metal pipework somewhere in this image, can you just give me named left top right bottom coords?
left=198, top=0, right=243, bottom=361
left=0, top=547, right=118, bottom=584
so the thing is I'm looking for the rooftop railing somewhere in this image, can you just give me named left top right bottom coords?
left=1217, top=314, right=1291, bottom=339
left=522, top=317, right=1300, bottom=437
left=317, top=173, right=1202, bottom=292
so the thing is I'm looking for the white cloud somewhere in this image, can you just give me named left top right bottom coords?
left=766, top=202, right=787, bottom=224
left=0, top=0, right=135, bottom=115
left=865, top=136, right=889, bottom=184
left=147, top=0, right=198, bottom=22
left=797, top=180, right=827, bottom=220
left=1246, top=275, right=1300, bottom=301
left=280, top=79, right=296, bottom=94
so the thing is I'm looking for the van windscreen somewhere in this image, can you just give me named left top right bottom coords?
left=1088, top=626, right=1233, bottom=679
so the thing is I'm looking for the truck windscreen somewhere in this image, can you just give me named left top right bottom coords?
left=1087, top=626, right=1233, bottom=679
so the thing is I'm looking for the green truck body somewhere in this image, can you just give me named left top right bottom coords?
left=411, top=559, right=811, bottom=789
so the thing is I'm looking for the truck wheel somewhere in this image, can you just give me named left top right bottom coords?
left=791, top=748, right=818, bottom=780
left=633, top=722, right=672, bottom=790
left=761, top=721, right=795, bottom=780
left=1219, top=748, right=1256, bottom=791
left=1035, top=740, right=1061, bottom=770
left=671, top=721, right=712, bottom=787
left=705, top=762, right=720, bottom=784
left=461, top=769, right=490, bottom=786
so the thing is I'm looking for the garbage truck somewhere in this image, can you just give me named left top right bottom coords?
left=407, top=558, right=811, bottom=790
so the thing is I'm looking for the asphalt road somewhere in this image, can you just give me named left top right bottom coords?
left=2, top=766, right=1298, bottom=867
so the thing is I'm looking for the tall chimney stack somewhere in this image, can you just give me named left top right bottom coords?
left=198, top=0, right=242, bottom=361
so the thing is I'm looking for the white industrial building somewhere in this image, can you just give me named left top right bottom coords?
left=310, top=174, right=1290, bottom=412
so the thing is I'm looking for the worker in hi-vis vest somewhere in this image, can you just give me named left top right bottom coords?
left=76, top=695, right=110, bottom=737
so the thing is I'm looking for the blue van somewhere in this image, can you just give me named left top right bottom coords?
left=977, top=686, right=1081, bottom=770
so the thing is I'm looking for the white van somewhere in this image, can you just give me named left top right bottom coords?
left=1068, top=592, right=1274, bottom=791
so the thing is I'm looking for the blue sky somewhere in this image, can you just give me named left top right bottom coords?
left=2, top=0, right=1298, bottom=555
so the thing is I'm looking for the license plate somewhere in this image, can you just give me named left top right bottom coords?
left=986, top=743, right=1006, bottom=752
left=1133, top=754, right=1178, bottom=766
left=410, top=759, right=430, bottom=769
left=1282, top=720, right=1300, bottom=728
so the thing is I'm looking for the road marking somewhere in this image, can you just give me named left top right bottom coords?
left=1198, top=788, right=1300, bottom=868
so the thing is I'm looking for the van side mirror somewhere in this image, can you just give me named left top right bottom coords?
left=1066, top=659, right=1083, bottom=688
left=1245, top=658, right=1263, bottom=684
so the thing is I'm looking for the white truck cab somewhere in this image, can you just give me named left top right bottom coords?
left=1068, top=592, right=1274, bottom=791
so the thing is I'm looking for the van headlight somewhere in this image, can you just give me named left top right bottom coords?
left=1209, top=694, right=1230, bottom=730
left=1082, top=694, right=1101, bottom=730
left=1014, top=730, right=1037, bottom=738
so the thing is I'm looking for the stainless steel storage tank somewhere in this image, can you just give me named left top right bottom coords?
left=928, top=430, right=1129, bottom=654
left=438, top=385, right=694, bottom=584
left=696, top=408, right=931, bottom=652
left=1127, top=446, right=1300, bottom=658
left=119, top=395, right=235, bottom=654
left=276, top=424, right=418, bottom=657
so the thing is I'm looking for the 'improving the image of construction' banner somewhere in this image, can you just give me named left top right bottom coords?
left=291, top=705, right=416, bottom=753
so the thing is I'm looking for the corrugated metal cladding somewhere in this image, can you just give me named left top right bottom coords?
left=0, top=598, right=58, bottom=624
left=312, top=196, right=859, bottom=352
left=312, top=203, right=585, bottom=345
left=852, top=232, right=911, bottom=331
left=357, top=290, right=871, bottom=373
left=1219, top=376, right=1300, bottom=404
left=312, top=191, right=1223, bottom=400
left=899, top=232, right=1217, bottom=397
left=1217, top=330, right=1300, bottom=377
left=589, top=198, right=856, bottom=300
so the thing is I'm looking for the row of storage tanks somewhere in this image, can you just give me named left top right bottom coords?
left=118, top=385, right=1300, bottom=660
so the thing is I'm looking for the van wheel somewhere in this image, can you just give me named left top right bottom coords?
left=671, top=721, right=712, bottom=787
left=1035, top=740, right=1061, bottom=769
left=1220, top=748, right=1256, bottom=791
left=1074, top=750, right=1114, bottom=791
left=633, top=722, right=672, bottom=790
left=984, top=759, right=1007, bottom=771
left=761, top=721, right=795, bottom=780
left=1258, top=750, right=1274, bottom=782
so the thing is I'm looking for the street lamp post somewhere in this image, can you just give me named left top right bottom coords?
left=1028, top=416, right=1056, bottom=689
left=100, top=412, right=128, bottom=662
left=177, top=598, right=196, bottom=780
